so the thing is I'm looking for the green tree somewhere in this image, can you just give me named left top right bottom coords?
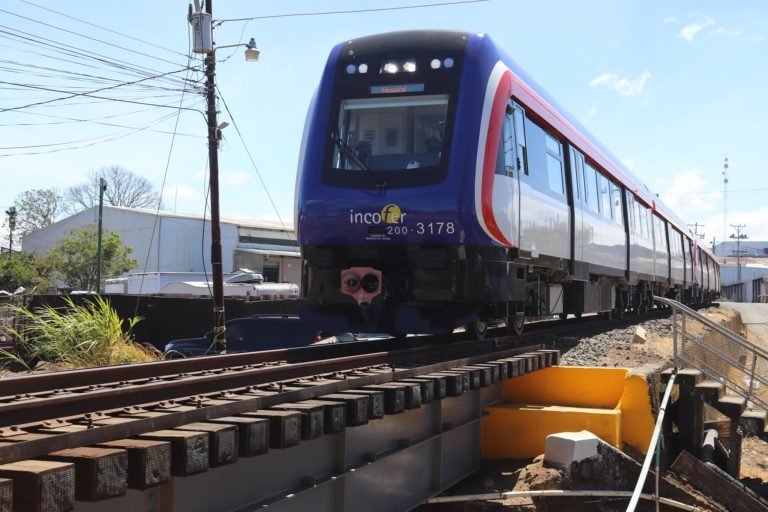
left=47, top=224, right=137, bottom=291
left=0, top=252, right=53, bottom=293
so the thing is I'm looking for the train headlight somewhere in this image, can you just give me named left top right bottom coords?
left=360, top=273, right=380, bottom=293
left=341, top=271, right=361, bottom=293
left=403, top=60, right=417, bottom=73
left=444, top=58, right=455, bottom=69
left=358, top=63, right=368, bottom=74
left=430, top=58, right=441, bottom=69
left=346, top=64, right=356, bottom=74
left=382, top=62, right=399, bottom=74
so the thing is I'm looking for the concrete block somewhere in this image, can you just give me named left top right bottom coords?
left=481, top=403, right=621, bottom=459
left=543, top=431, right=599, bottom=467
left=632, top=326, right=648, bottom=344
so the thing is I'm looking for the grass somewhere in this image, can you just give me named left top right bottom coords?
left=6, top=296, right=160, bottom=369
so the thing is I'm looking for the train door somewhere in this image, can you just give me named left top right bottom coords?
left=568, top=147, right=585, bottom=276
left=505, top=101, right=526, bottom=249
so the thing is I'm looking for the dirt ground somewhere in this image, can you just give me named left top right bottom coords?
left=419, top=305, right=768, bottom=511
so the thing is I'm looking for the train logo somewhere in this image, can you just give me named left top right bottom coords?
left=381, top=204, right=402, bottom=224
left=349, top=204, right=407, bottom=225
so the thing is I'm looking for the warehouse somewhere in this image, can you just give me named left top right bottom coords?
left=21, top=205, right=300, bottom=285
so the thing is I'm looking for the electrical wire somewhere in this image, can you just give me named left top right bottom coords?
left=0, top=105, right=203, bottom=157
left=215, top=85, right=294, bottom=238
left=0, top=59, right=200, bottom=93
left=0, top=101, right=197, bottom=124
left=0, top=7, right=189, bottom=68
left=133, top=20, right=206, bottom=314
left=0, top=26, right=194, bottom=88
left=217, top=0, right=489, bottom=24
left=0, top=69, right=204, bottom=114
left=16, top=0, right=188, bottom=58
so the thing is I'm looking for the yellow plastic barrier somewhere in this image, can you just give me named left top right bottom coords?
left=481, top=367, right=655, bottom=459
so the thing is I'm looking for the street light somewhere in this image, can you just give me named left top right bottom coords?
left=189, top=2, right=259, bottom=351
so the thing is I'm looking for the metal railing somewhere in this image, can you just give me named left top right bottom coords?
left=654, top=296, right=768, bottom=411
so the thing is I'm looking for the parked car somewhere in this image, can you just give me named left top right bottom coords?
left=312, top=332, right=392, bottom=344
left=163, top=314, right=321, bottom=358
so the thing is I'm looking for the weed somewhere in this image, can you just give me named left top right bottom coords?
left=8, top=296, right=159, bottom=368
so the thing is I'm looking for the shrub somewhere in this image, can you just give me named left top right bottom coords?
left=10, top=296, right=159, bottom=368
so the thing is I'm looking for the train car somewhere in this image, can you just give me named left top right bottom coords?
left=295, top=30, right=719, bottom=337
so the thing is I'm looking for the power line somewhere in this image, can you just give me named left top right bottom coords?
left=217, top=0, right=489, bottom=24
left=17, top=0, right=188, bottom=58
left=0, top=103, right=201, bottom=127
left=0, top=26, right=194, bottom=87
left=0, top=7, right=188, bottom=68
left=0, top=67, right=198, bottom=113
left=216, top=85, right=292, bottom=237
left=0, top=107, right=203, bottom=157
left=0, top=110, right=202, bottom=138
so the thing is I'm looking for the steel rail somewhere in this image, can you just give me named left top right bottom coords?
left=0, top=343, right=539, bottom=466
left=0, top=341, right=460, bottom=427
left=0, top=308, right=661, bottom=397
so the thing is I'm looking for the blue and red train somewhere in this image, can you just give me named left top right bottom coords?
left=295, top=30, right=719, bottom=337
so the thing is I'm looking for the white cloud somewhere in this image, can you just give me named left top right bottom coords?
left=589, top=71, right=652, bottom=96
left=221, top=170, right=251, bottom=186
left=711, top=27, right=743, bottom=38
left=663, top=16, right=677, bottom=24
left=657, top=170, right=721, bottom=222
left=748, top=35, right=763, bottom=43
left=679, top=16, right=714, bottom=41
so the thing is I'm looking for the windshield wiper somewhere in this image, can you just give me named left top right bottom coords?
left=333, top=134, right=370, bottom=171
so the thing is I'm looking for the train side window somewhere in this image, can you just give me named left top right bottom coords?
left=598, top=174, right=611, bottom=220
left=610, top=182, right=622, bottom=226
left=545, top=134, right=564, bottom=195
left=658, top=218, right=667, bottom=251
left=502, top=107, right=515, bottom=175
left=569, top=148, right=582, bottom=201
left=512, top=104, right=527, bottom=175
left=584, top=163, right=599, bottom=213
left=637, top=204, right=646, bottom=238
left=496, top=127, right=507, bottom=176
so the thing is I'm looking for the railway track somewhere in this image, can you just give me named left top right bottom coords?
left=0, top=311, right=663, bottom=511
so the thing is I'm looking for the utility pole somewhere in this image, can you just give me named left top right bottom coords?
left=189, top=2, right=258, bottom=352
left=722, top=156, right=728, bottom=255
left=95, top=178, right=107, bottom=293
left=204, top=0, right=226, bottom=351
left=4, top=207, right=16, bottom=255
left=730, top=223, right=748, bottom=282
left=687, top=222, right=705, bottom=240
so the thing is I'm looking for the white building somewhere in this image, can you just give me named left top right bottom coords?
left=21, top=206, right=300, bottom=285
left=718, top=256, right=768, bottom=303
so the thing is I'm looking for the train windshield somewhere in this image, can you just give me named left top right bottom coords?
left=331, top=94, right=448, bottom=172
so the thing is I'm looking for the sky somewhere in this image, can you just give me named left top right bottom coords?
left=1, top=0, right=766, bottom=249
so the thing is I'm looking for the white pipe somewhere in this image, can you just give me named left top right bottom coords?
left=424, top=489, right=704, bottom=511
left=627, top=371, right=677, bottom=512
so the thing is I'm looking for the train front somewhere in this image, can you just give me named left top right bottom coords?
left=296, top=30, right=495, bottom=336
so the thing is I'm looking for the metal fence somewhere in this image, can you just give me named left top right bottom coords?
left=0, top=296, right=18, bottom=350
left=655, top=296, right=768, bottom=412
